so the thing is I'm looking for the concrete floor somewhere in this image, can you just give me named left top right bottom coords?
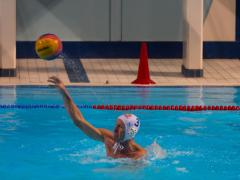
left=0, top=59, right=240, bottom=86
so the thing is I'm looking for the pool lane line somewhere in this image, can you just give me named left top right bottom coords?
left=0, top=104, right=92, bottom=109
left=0, top=104, right=240, bottom=111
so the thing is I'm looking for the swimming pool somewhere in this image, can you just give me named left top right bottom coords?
left=0, top=86, right=239, bottom=180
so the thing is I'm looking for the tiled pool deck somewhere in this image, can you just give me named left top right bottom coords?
left=0, top=59, right=240, bottom=86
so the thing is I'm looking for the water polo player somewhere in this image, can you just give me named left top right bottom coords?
left=48, top=76, right=146, bottom=159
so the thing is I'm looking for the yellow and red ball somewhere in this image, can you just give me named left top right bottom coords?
left=35, top=34, right=62, bottom=60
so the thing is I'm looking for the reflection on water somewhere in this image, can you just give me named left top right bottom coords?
left=0, top=87, right=16, bottom=104
left=0, top=136, right=4, bottom=143
left=183, top=128, right=198, bottom=136
left=226, top=123, right=240, bottom=132
left=0, top=111, right=19, bottom=133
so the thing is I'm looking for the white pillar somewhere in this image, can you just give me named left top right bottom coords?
left=0, top=0, right=16, bottom=77
left=182, top=0, right=203, bottom=77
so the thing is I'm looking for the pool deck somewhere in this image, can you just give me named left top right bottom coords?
left=0, top=59, right=240, bottom=86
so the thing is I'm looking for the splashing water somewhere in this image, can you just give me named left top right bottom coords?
left=58, top=137, right=167, bottom=169
left=145, top=137, right=167, bottom=161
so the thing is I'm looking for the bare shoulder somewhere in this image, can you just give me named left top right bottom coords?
left=132, top=141, right=147, bottom=156
left=98, top=128, right=114, bottom=140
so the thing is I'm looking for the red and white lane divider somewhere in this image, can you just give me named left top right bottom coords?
left=92, top=105, right=240, bottom=111
left=1, top=104, right=239, bottom=111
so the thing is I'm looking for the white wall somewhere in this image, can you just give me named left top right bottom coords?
left=203, top=0, right=236, bottom=41
left=16, top=0, right=235, bottom=41
left=17, top=0, right=110, bottom=41
left=122, top=0, right=183, bottom=41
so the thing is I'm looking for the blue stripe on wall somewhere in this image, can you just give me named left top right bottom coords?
left=16, top=41, right=183, bottom=59
left=203, top=42, right=240, bottom=58
left=17, top=41, right=240, bottom=59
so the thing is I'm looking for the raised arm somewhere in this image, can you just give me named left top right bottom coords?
left=48, top=76, right=104, bottom=142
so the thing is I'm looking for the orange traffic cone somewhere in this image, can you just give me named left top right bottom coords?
left=132, top=42, right=155, bottom=84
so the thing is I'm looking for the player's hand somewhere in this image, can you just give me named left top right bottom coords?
left=48, top=76, right=65, bottom=90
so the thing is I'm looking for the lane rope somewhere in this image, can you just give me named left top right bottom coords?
left=0, top=104, right=239, bottom=111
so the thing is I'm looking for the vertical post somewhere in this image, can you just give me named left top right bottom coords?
left=0, top=0, right=16, bottom=77
left=182, top=0, right=203, bottom=77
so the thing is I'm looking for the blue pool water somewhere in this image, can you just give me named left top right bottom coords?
left=0, top=86, right=240, bottom=180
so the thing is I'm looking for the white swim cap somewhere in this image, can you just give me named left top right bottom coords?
left=118, top=114, right=140, bottom=141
